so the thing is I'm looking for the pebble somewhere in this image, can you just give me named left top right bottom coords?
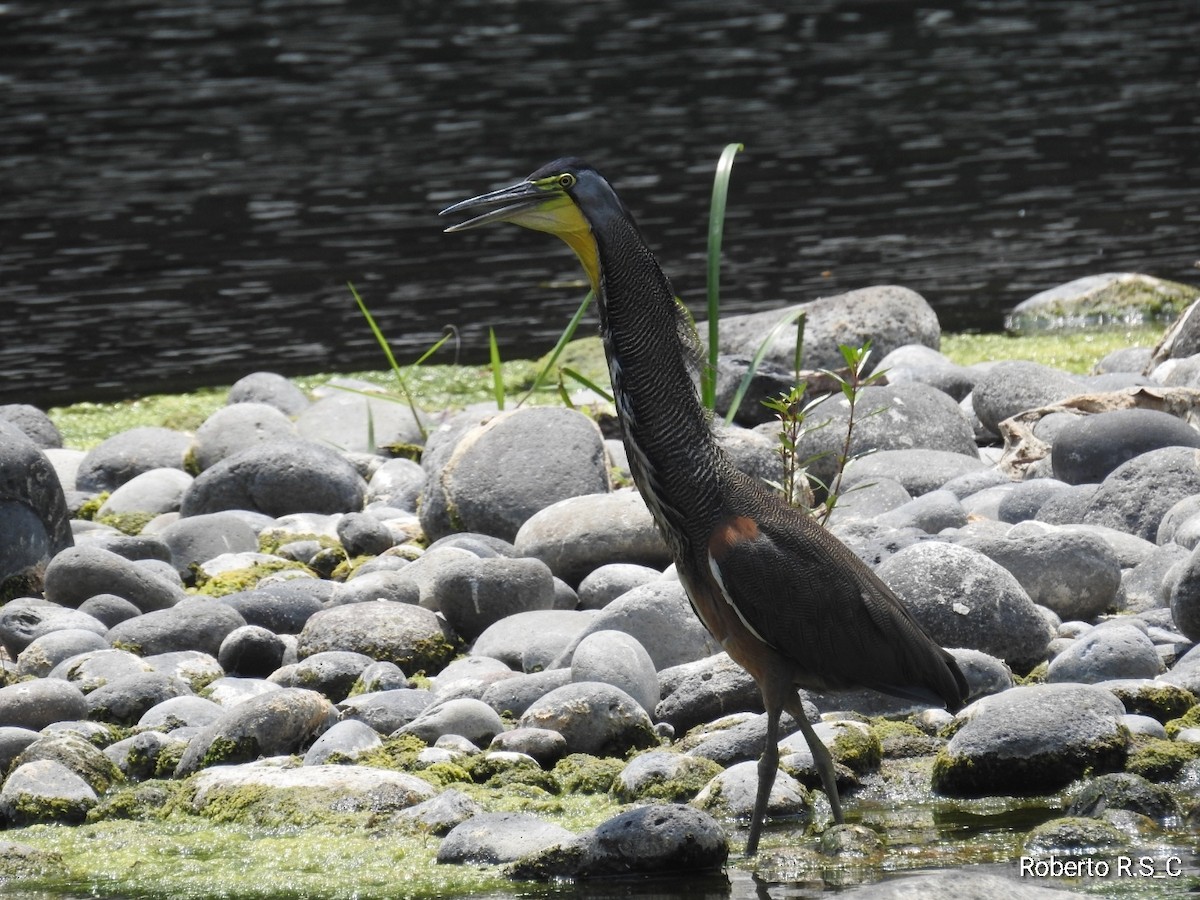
left=10, top=297, right=1200, bottom=877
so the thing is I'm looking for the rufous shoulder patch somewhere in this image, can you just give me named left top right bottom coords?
left=708, top=514, right=760, bottom=558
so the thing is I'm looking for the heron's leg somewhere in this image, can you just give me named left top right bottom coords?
left=785, top=695, right=844, bottom=825
left=745, top=704, right=781, bottom=856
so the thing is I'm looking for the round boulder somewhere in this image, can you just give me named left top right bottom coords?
left=297, top=599, right=460, bottom=674
left=0, top=423, right=73, bottom=599
left=75, top=426, right=190, bottom=493
left=42, top=544, right=187, bottom=613
left=1081, top=447, right=1200, bottom=541
left=190, top=403, right=298, bottom=472
left=1051, top=408, right=1200, bottom=485
left=422, top=555, right=557, bottom=642
left=519, top=682, right=656, bottom=756
left=970, top=361, right=1085, bottom=434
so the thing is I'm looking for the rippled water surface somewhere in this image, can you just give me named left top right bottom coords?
left=2, top=0, right=1198, bottom=404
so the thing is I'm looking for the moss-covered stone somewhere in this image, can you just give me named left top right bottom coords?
left=871, top=719, right=938, bottom=758
left=191, top=560, right=313, bottom=597
left=553, top=754, right=626, bottom=794
left=1024, top=816, right=1129, bottom=854
left=1164, top=703, right=1200, bottom=739
left=1124, top=737, right=1200, bottom=782
left=830, top=724, right=882, bottom=775
left=350, top=733, right=428, bottom=773
left=1108, top=683, right=1197, bottom=724
left=76, top=492, right=108, bottom=521
left=95, top=510, right=157, bottom=536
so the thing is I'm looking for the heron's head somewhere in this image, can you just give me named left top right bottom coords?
left=440, top=158, right=628, bottom=292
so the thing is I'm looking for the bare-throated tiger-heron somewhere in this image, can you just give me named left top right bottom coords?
left=441, top=158, right=968, bottom=855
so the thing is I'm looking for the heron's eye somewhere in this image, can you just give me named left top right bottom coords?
left=557, top=173, right=576, bottom=189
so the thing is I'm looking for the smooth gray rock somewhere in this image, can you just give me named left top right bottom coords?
left=76, top=593, right=142, bottom=628
left=875, top=542, right=1053, bottom=673
left=75, top=426, right=190, bottom=493
left=554, top=581, right=721, bottom=672
left=297, top=600, right=459, bottom=674
left=0, top=678, right=88, bottom=730
left=712, top=354, right=804, bottom=427
left=396, top=788, right=483, bottom=835
left=875, top=489, right=967, bottom=534
left=366, top=457, right=426, bottom=511
left=0, top=759, right=97, bottom=825
left=0, top=727, right=41, bottom=775
left=227, top=371, right=310, bottom=415
left=138, top=695, right=226, bottom=732
left=576, top=563, right=662, bottom=610
left=399, top=697, right=505, bottom=745
left=1046, top=625, right=1163, bottom=684
left=824, top=477, right=913, bottom=524
left=330, top=568, right=420, bottom=608
left=612, top=750, right=720, bottom=802
left=218, top=580, right=332, bottom=634
left=437, top=811, right=575, bottom=865
left=514, top=489, right=671, bottom=585
left=471, top=610, right=595, bottom=672
left=295, top=388, right=424, bottom=454
left=0, top=404, right=62, bottom=448
left=932, top=684, right=1128, bottom=796
left=1081, top=447, right=1200, bottom=541
left=350, top=661, right=410, bottom=695
left=420, top=407, right=609, bottom=543
left=519, top=682, right=656, bottom=756
left=142, top=650, right=225, bottom=693
left=875, top=343, right=976, bottom=402
left=841, top=449, right=987, bottom=497
left=708, top=286, right=939, bottom=372
left=217, top=625, right=287, bottom=678
left=1168, top=541, right=1200, bottom=641
left=155, top=512, right=261, bottom=577
left=488, top=727, right=568, bottom=767
left=970, top=361, right=1086, bottom=434
left=0, top=423, right=73, bottom=596
left=655, top=653, right=763, bottom=733
left=479, top=669, right=573, bottom=719
left=422, top=555, right=556, bottom=642
left=692, top=758, right=810, bottom=822
left=0, top=601, right=108, bottom=658
left=789, top=382, right=978, bottom=492
left=181, top=439, right=368, bottom=518
left=1052, top=408, right=1200, bottom=485
left=96, top=468, right=193, bottom=517
left=11, top=731, right=121, bottom=794
left=568, top=630, right=658, bottom=716
left=48, top=647, right=153, bottom=693
left=1157, top=494, right=1200, bottom=546
left=958, top=528, right=1121, bottom=621
left=107, top=597, right=247, bottom=657
left=335, top=511, right=393, bottom=556
left=15, top=629, right=109, bottom=678
left=1033, top=483, right=1100, bottom=526
left=994, top=479, right=1076, bottom=524
left=85, top=672, right=192, bottom=725
left=191, top=402, right=298, bottom=471
left=509, top=804, right=729, bottom=879
left=302, top=718, right=383, bottom=765
left=42, top=544, right=187, bottom=612
left=270, top=650, right=376, bottom=703
left=175, top=687, right=336, bottom=775
left=338, top=689, right=433, bottom=735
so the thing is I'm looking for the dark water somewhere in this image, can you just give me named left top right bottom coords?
left=2, top=0, right=1198, bottom=407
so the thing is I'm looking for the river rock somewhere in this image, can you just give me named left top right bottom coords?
left=576, top=563, right=662, bottom=610
left=107, top=597, right=246, bottom=657
left=692, top=759, right=810, bottom=823
left=655, top=653, right=763, bottom=733
left=875, top=489, right=967, bottom=534
left=219, top=580, right=332, bottom=634
left=790, top=382, right=978, bottom=491
left=513, top=489, right=671, bottom=585
left=190, top=761, right=435, bottom=816
left=217, top=625, right=287, bottom=678
left=970, top=361, right=1086, bottom=434
left=957, top=528, right=1121, bottom=621
left=226, top=371, right=310, bottom=415
left=1080, top=446, right=1200, bottom=541
left=554, top=581, right=721, bottom=672
left=0, top=601, right=108, bottom=658
left=180, top=439, right=367, bottom=517
left=190, top=402, right=298, bottom=472
left=1051, top=408, right=1200, bottom=485
left=875, top=343, right=976, bottom=401
left=302, top=718, right=383, bottom=765
left=138, top=695, right=226, bottom=732
left=96, top=468, right=193, bottom=518
left=0, top=423, right=73, bottom=597
left=396, top=788, right=483, bottom=835
left=142, top=649, right=225, bottom=692
left=709, top=285, right=939, bottom=372
left=295, top=389, right=424, bottom=454
left=875, top=541, right=1053, bottom=673
left=519, top=682, right=656, bottom=756
left=932, top=684, right=1128, bottom=796
left=338, top=688, right=433, bottom=734
left=612, top=750, right=722, bottom=802
left=175, top=687, right=336, bottom=775
left=333, top=511, right=392, bottom=556
left=509, top=804, right=729, bottom=879
left=0, top=679, right=88, bottom=730
left=0, top=727, right=40, bottom=776
left=992, top=479, right=1076, bottom=524
left=0, top=404, right=61, bottom=448
left=85, top=672, right=192, bottom=725
left=270, top=650, right=376, bottom=702
left=1046, top=625, right=1163, bottom=684
left=104, top=730, right=184, bottom=781
left=479, top=669, right=573, bottom=718
left=421, top=555, right=556, bottom=642
left=296, top=599, right=460, bottom=674
left=0, top=759, right=97, bottom=825
left=437, top=811, right=575, bottom=865
left=488, top=727, right=568, bottom=767
left=75, top=594, right=142, bottom=628
left=398, top=697, right=505, bottom=745
left=75, top=426, right=190, bottom=493
left=841, top=449, right=987, bottom=497
left=471, top=610, right=595, bottom=672
left=15, top=629, right=108, bottom=678
left=568, top=630, right=659, bottom=716
left=366, top=457, right=426, bottom=510
left=1065, top=771, right=1181, bottom=821
left=42, top=544, right=187, bottom=612
left=421, top=407, right=609, bottom=543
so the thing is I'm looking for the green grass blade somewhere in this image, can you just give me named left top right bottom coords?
left=518, top=290, right=594, bottom=407
left=348, top=281, right=429, bottom=439
left=488, top=327, right=505, bottom=410
left=560, top=366, right=614, bottom=404
left=723, top=307, right=806, bottom=426
left=702, top=142, right=745, bottom=412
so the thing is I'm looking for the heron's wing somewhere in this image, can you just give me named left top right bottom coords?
left=705, top=490, right=966, bottom=709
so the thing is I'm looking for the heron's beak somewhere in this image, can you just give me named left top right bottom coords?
left=440, top=180, right=560, bottom=232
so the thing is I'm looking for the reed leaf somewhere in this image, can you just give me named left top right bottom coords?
left=701, top=141, right=745, bottom=411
